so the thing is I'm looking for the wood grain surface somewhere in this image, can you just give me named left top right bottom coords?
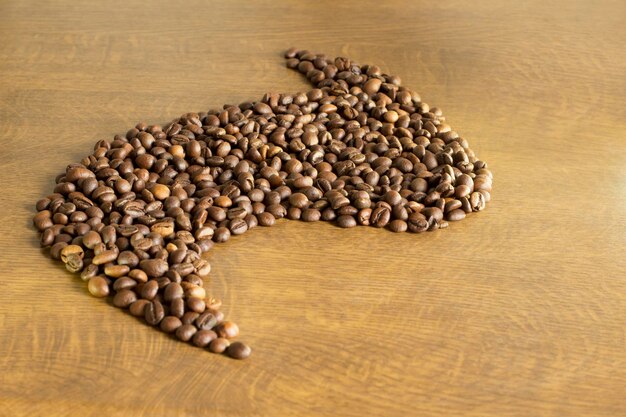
left=1, top=0, right=625, bottom=416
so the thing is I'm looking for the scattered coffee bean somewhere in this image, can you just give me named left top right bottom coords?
left=33, top=48, right=491, bottom=361
left=208, top=337, right=230, bottom=354
left=227, top=341, right=252, bottom=360
left=87, top=276, right=110, bottom=298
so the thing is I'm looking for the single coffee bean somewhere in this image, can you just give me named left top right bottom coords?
left=336, top=215, right=356, bottom=228
left=163, top=282, right=184, bottom=302
left=175, top=323, right=198, bottom=342
left=160, top=315, right=183, bottom=333
left=195, top=311, right=218, bottom=330
left=64, top=254, right=84, bottom=272
left=145, top=300, right=165, bottom=325
left=192, top=329, right=217, bottom=347
left=60, top=245, right=84, bottom=263
left=87, top=276, right=110, bottom=297
left=227, top=341, right=252, bottom=360
left=129, top=299, right=150, bottom=317
left=388, top=219, right=408, bottom=233
left=301, top=208, right=321, bottom=222
left=170, top=297, right=185, bottom=318
left=215, top=321, right=239, bottom=339
left=187, top=297, right=206, bottom=314
left=113, top=289, right=137, bottom=308
left=208, top=337, right=230, bottom=354
left=446, top=208, right=466, bottom=221
left=257, top=212, right=275, bottom=227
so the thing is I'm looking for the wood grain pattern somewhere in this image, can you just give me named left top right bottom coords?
left=1, top=0, right=626, bottom=416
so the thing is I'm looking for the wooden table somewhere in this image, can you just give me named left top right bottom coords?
left=1, top=0, right=625, bottom=416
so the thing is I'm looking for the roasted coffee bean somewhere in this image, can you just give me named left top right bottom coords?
left=129, top=299, right=150, bottom=317
left=140, top=279, right=159, bottom=300
left=65, top=254, right=84, bottom=273
left=187, top=297, right=206, bottom=314
left=140, top=258, right=168, bottom=277
left=208, top=337, right=230, bottom=354
left=227, top=341, right=252, bottom=360
left=215, top=321, right=239, bottom=339
left=175, top=324, right=198, bottom=342
left=257, top=212, right=275, bottom=227
left=87, top=276, right=110, bottom=297
left=388, top=219, right=408, bottom=233
left=446, top=208, right=466, bottom=221
left=192, top=329, right=217, bottom=347
left=170, top=298, right=185, bottom=318
left=113, top=289, right=137, bottom=308
left=195, top=311, right=218, bottom=330
left=145, top=300, right=165, bottom=325
left=337, top=215, right=357, bottom=228
left=33, top=48, right=491, bottom=361
left=301, top=208, right=321, bottom=222
left=160, top=316, right=183, bottom=333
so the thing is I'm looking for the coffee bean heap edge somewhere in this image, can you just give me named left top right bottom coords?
left=33, top=48, right=493, bottom=360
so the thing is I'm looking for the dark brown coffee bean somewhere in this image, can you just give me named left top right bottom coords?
left=113, top=289, right=137, bottom=308
left=208, top=337, right=230, bottom=354
left=170, top=298, right=185, bottom=318
left=337, top=215, right=356, bottom=228
left=140, top=280, right=159, bottom=300
left=371, top=207, right=390, bottom=228
left=215, top=321, right=239, bottom=339
left=145, top=300, right=165, bottom=325
left=163, top=282, right=184, bottom=302
left=139, top=259, right=168, bottom=278
left=129, top=299, right=150, bottom=317
left=160, top=316, right=183, bottom=333
left=87, top=276, right=109, bottom=297
left=175, top=324, right=198, bottom=342
left=195, top=311, right=218, bottom=330
left=192, top=329, right=217, bottom=347
left=388, top=219, right=408, bottom=233
left=227, top=341, right=252, bottom=360
left=229, top=218, right=248, bottom=235
left=257, top=212, right=275, bottom=227
left=301, top=208, right=321, bottom=222
left=446, top=208, right=466, bottom=221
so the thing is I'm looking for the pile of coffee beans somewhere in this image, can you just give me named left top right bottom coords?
left=33, top=48, right=492, bottom=360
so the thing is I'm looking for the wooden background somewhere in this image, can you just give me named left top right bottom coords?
left=1, top=0, right=625, bottom=416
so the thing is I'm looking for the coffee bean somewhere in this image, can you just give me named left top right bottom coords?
left=227, top=341, right=252, bottom=360
left=140, top=259, right=168, bottom=278
left=175, top=324, right=198, bottom=342
left=160, top=316, right=183, bottom=333
left=87, top=276, right=109, bottom=297
left=388, top=219, right=408, bottom=233
left=170, top=298, right=185, bottom=318
left=257, top=212, right=275, bottom=227
left=129, top=299, right=150, bottom=317
left=192, top=329, right=217, bottom=347
left=60, top=245, right=84, bottom=263
left=208, top=337, right=230, bottom=354
left=215, top=321, right=239, bottom=339
left=337, top=215, right=357, bottom=228
left=113, top=289, right=137, bottom=308
left=163, top=282, right=184, bottom=302
left=65, top=254, right=84, bottom=273
left=33, top=47, right=491, bottom=361
left=446, top=209, right=466, bottom=221
left=104, top=264, right=129, bottom=278
left=145, top=300, right=165, bottom=325
left=195, top=311, right=218, bottom=330
left=371, top=207, right=391, bottom=228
